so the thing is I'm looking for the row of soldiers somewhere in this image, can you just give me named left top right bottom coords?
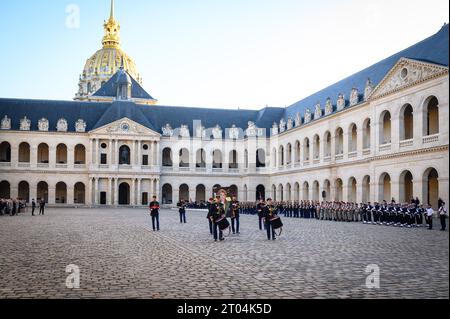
left=240, top=200, right=435, bottom=228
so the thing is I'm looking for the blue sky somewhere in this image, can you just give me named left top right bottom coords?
left=0, top=0, right=448, bottom=109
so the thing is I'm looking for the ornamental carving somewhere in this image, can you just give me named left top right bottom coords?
left=75, top=119, right=87, bottom=133
left=304, top=109, right=312, bottom=124
left=162, top=124, right=174, bottom=137
left=337, top=93, right=345, bottom=111
left=1, top=116, right=11, bottom=130
left=295, top=112, right=302, bottom=127
left=350, top=88, right=359, bottom=106
left=212, top=125, right=222, bottom=139
left=325, top=98, right=333, bottom=115
left=195, top=125, right=206, bottom=138
left=38, top=118, right=49, bottom=132
left=287, top=117, right=293, bottom=130
left=279, top=118, right=286, bottom=133
left=272, top=122, right=279, bottom=136
left=179, top=125, right=190, bottom=138
left=229, top=125, right=240, bottom=139
left=364, top=78, right=374, bottom=101
left=57, top=118, right=68, bottom=132
left=314, top=103, right=322, bottom=119
left=20, top=116, right=31, bottom=131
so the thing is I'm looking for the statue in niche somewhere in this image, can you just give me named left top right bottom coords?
left=179, top=125, right=190, bottom=138
left=314, top=103, right=322, bottom=119
left=287, top=117, right=293, bottom=130
left=75, top=119, right=87, bottom=133
left=279, top=118, right=286, bottom=133
left=295, top=112, right=302, bottom=127
left=272, top=122, right=279, bottom=136
left=229, top=125, right=239, bottom=139
left=212, top=125, right=222, bottom=139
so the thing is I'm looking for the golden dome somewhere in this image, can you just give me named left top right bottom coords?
left=75, top=0, right=142, bottom=100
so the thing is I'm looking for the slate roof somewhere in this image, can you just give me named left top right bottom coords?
left=284, top=23, right=449, bottom=122
left=92, top=69, right=155, bottom=100
left=0, top=25, right=448, bottom=136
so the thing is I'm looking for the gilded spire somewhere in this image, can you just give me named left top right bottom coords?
left=110, top=0, right=115, bottom=21
left=102, top=0, right=121, bottom=48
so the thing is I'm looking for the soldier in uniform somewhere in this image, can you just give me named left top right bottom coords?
left=263, top=198, right=278, bottom=240
left=31, top=198, right=36, bottom=216
left=256, top=199, right=265, bottom=230
left=149, top=196, right=160, bottom=231
left=211, top=196, right=225, bottom=242
left=230, top=196, right=240, bottom=234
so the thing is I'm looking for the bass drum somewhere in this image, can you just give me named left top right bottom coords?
left=270, top=216, right=283, bottom=229
left=216, top=217, right=230, bottom=231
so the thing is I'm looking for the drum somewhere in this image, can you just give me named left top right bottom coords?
left=216, top=217, right=230, bottom=231
left=270, top=216, right=283, bottom=229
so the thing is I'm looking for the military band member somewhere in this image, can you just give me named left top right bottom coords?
left=256, top=199, right=265, bottom=230
left=263, top=198, right=278, bottom=240
left=230, top=196, right=240, bottom=234
left=211, top=196, right=225, bottom=241
left=149, top=196, right=160, bottom=231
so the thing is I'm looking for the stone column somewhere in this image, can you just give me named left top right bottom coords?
left=156, top=179, right=161, bottom=201
left=94, top=178, right=99, bottom=205
left=131, top=140, right=136, bottom=167
left=68, top=144, right=75, bottom=168
left=30, top=183, right=38, bottom=202
left=67, top=184, right=74, bottom=205
left=156, top=142, right=161, bottom=166
left=150, top=178, right=155, bottom=198
left=95, top=139, right=100, bottom=165
left=107, top=178, right=112, bottom=205
left=88, top=178, right=93, bottom=206
left=131, top=178, right=136, bottom=206
left=390, top=180, right=399, bottom=204
left=189, top=185, right=196, bottom=202
left=114, top=178, right=119, bottom=206
left=137, top=178, right=142, bottom=206
left=356, top=179, right=363, bottom=204
left=11, top=143, right=18, bottom=169
left=49, top=145, right=56, bottom=168
left=48, top=186, right=56, bottom=205
left=10, top=185, right=18, bottom=200
left=31, top=145, right=38, bottom=168
left=115, top=140, right=119, bottom=166
left=89, top=139, right=94, bottom=165
left=137, top=140, right=142, bottom=167
left=108, top=139, right=112, bottom=165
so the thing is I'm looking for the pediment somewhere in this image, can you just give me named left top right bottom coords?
left=369, top=58, right=448, bottom=100
left=90, top=118, right=160, bottom=136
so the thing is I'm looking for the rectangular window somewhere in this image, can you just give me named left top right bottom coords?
left=142, top=155, right=149, bottom=166
left=101, top=154, right=107, bottom=165
left=142, top=192, right=148, bottom=206
left=100, top=192, right=107, bottom=205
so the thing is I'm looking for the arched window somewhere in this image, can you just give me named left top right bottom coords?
left=380, top=111, right=391, bottom=144
left=179, top=148, right=189, bottom=168
left=256, top=149, right=266, bottom=168
left=286, top=143, right=292, bottom=165
left=119, top=145, right=131, bottom=165
left=162, top=184, right=173, bottom=204
left=0, top=142, right=11, bottom=163
left=423, top=168, right=439, bottom=209
left=379, top=173, right=391, bottom=202
left=335, top=128, right=344, bottom=155
left=18, top=181, right=30, bottom=202
left=0, top=181, right=10, bottom=198
left=196, top=149, right=206, bottom=168
left=294, top=141, right=301, bottom=163
left=335, top=179, right=343, bottom=201
left=323, top=132, right=331, bottom=158
left=348, top=177, right=357, bottom=202
left=196, top=184, right=206, bottom=202
left=313, top=135, right=320, bottom=159
left=179, top=184, right=189, bottom=202
left=56, top=144, right=67, bottom=164
left=56, top=182, right=67, bottom=204
left=279, top=146, right=284, bottom=166
left=37, top=181, right=49, bottom=202
left=74, top=182, right=86, bottom=204
left=362, top=176, right=370, bottom=203
left=363, top=119, right=371, bottom=149
left=303, top=138, right=310, bottom=161
left=19, top=142, right=30, bottom=163
left=213, top=150, right=222, bottom=169
left=349, top=124, right=357, bottom=153
left=400, top=104, right=414, bottom=141
left=256, top=185, right=266, bottom=200
left=424, top=96, right=439, bottom=136
left=312, top=181, right=320, bottom=201
left=37, top=143, right=49, bottom=164
left=74, top=144, right=86, bottom=165
left=399, top=171, right=413, bottom=203
left=229, top=150, right=238, bottom=169
left=162, top=148, right=173, bottom=167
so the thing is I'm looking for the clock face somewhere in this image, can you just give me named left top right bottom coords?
left=121, top=123, right=130, bottom=132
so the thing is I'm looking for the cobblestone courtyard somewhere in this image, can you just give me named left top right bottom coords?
left=0, top=208, right=448, bottom=299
